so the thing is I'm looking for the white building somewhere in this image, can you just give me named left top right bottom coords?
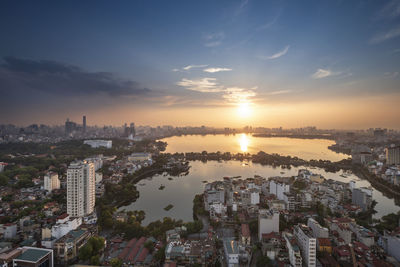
left=258, top=209, right=279, bottom=241
left=269, top=180, right=290, bottom=201
left=67, top=161, right=95, bottom=217
left=0, top=162, right=7, bottom=173
left=44, top=172, right=60, bottom=192
left=128, top=152, right=152, bottom=162
left=294, top=224, right=316, bottom=267
left=223, top=238, right=239, bottom=267
left=307, top=218, right=329, bottom=238
left=284, top=233, right=302, bottom=267
left=204, top=189, right=225, bottom=211
left=250, top=190, right=260, bottom=205
left=83, top=140, right=112, bottom=149
left=51, top=215, right=82, bottom=239
left=3, top=224, right=17, bottom=239
left=84, top=155, right=103, bottom=171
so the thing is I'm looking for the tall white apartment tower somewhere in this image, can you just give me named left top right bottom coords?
left=44, top=172, right=60, bottom=192
left=67, top=161, right=95, bottom=217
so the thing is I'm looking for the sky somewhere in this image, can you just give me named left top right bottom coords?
left=0, top=0, right=399, bottom=129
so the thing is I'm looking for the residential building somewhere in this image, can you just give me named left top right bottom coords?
left=284, top=233, right=302, bottom=267
left=269, top=180, right=290, bottom=201
left=258, top=209, right=279, bottom=241
left=352, top=187, right=372, bottom=212
left=294, top=224, right=316, bottom=267
left=223, top=238, right=239, bottom=267
left=67, top=161, right=95, bottom=217
left=386, top=145, right=400, bottom=165
left=13, top=247, right=53, bottom=267
left=53, top=229, right=91, bottom=264
left=3, top=224, right=17, bottom=239
left=44, top=172, right=60, bottom=192
left=307, top=218, right=329, bottom=238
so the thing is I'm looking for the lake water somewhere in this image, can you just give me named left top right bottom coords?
left=162, top=134, right=349, bottom=162
left=121, top=160, right=400, bottom=225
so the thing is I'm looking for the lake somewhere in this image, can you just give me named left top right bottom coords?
left=162, top=134, right=349, bottom=161
left=121, top=160, right=400, bottom=225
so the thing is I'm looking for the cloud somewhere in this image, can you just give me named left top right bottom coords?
left=203, top=67, right=232, bottom=73
left=183, top=64, right=208, bottom=70
left=267, top=90, right=293, bottom=95
left=0, top=57, right=151, bottom=97
left=176, top=78, right=224, bottom=93
left=311, top=68, right=341, bottom=79
left=222, top=87, right=256, bottom=103
left=376, top=0, right=400, bottom=20
left=204, top=32, right=225, bottom=47
left=177, top=77, right=257, bottom=104
left=369, top=26, right=400, bottom=44
left=384, top=71, right=399, bottom=78
left=258, top=45, right=289, bottom=60
left=172, top=64, right=208, bottom=72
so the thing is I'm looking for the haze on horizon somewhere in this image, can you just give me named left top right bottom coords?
left=0, top=1, right=399, bottom=129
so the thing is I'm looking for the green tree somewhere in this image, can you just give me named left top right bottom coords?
left=110, top=258, right=123, bottom=267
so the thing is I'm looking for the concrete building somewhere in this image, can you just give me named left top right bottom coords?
left=294, top=224, right=316, bottom=267
left=284, top=233, right=302, bottom=267
left=223, top=238, right=239, bottom=267
left=51, top=215, right=82, bottom=239
left=127, top=152, right=152, bottom=162
left=381, top=232, right=400, bottom=262
left=84, top=155, right=103, bottom=171
left=269, top=180, right=290, bottom=201
left=352, top=187, right=372, bottom=212
left=258, top=209, right=279, bottom=241
left=204, top=189, right=225, bottom=211
left=0, top=162, right=7, bottom=173
left=386, top=145, right=400, bottom=165
left=83, top=139, right=112, bottom=149
left=67, top=161, right=95, bottom=217
left=44, top=172, right=60, bottom=192
left=13, top=247, right=53, bottom=267
left=3, top=224, right=17, bottom=239
left=307, top=218, right=329, bottom=238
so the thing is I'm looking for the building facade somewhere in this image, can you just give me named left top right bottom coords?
left=67, top=161, right=95, bottom=217
left=44, top=172, right=60, bottom=192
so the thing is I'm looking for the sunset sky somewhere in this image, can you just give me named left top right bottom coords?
left=1, top=1, right=400, bottom=129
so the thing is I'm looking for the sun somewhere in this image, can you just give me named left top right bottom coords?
left=237, top=102, right=252, bottom=118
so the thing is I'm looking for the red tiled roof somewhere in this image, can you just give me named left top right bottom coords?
left=118, top=238, right=137, bottom=260
left=127, top=237, right=146, bottom=262
left=241, top=224, right=250, bottom=237
left=135, top=247, right=149, bottom=263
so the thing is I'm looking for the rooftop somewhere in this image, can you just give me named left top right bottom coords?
left=15, top=248, right=51, bottom=263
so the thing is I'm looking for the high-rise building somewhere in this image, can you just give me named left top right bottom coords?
left=386, top=145, right=400, bottom=165
left=352, top=187, right=372, bottom=212
left=82, top=115, right=86, bottom=132
left=294, top=224, right=316, bottom=267
left=258, top=209, right=279, bottom=241
left=44, top=172, right=60, bottom=192
left=65, top=119, right=77, bottom=135
left=67, top=161, right=95, bottom=217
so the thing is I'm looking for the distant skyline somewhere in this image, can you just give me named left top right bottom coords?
left=1, top=1, right=400, bottom=129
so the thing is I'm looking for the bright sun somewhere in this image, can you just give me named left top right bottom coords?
left=237, top=102, right=252, bottom=118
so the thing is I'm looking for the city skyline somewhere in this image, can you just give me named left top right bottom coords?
left=1, top=1, right=400, bottom=129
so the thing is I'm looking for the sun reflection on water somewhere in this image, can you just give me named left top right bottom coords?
left=239, top=134, right=249, bottom=152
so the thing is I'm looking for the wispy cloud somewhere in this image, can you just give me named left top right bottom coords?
left=204, top=32, right=225, bottom=47
left=172, top=64, right=208, bottom=72
left=203, top=67, right=232, bottom=73
left=384, top=71, right=399, bottom=78
left=376, top=0, right=400, bottom=20
left=266, top=90, right=293, bottom=95
left=177, top=77, right=257, bottom=104
left=311, top=68, right=342, bottom=79
left=258, top=45, right=290, bottom=60
left=176, top=78, right=224, bottom=93
left=369, top=26, right=400, bottom=44
left=257, top=14, right=280, bottom=31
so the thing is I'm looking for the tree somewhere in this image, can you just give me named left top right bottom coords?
left=144, top=240, right=154, bottom=253
left=110, top=258, right=123, bottom=267
left=0, top=174, right=9, bottom=186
